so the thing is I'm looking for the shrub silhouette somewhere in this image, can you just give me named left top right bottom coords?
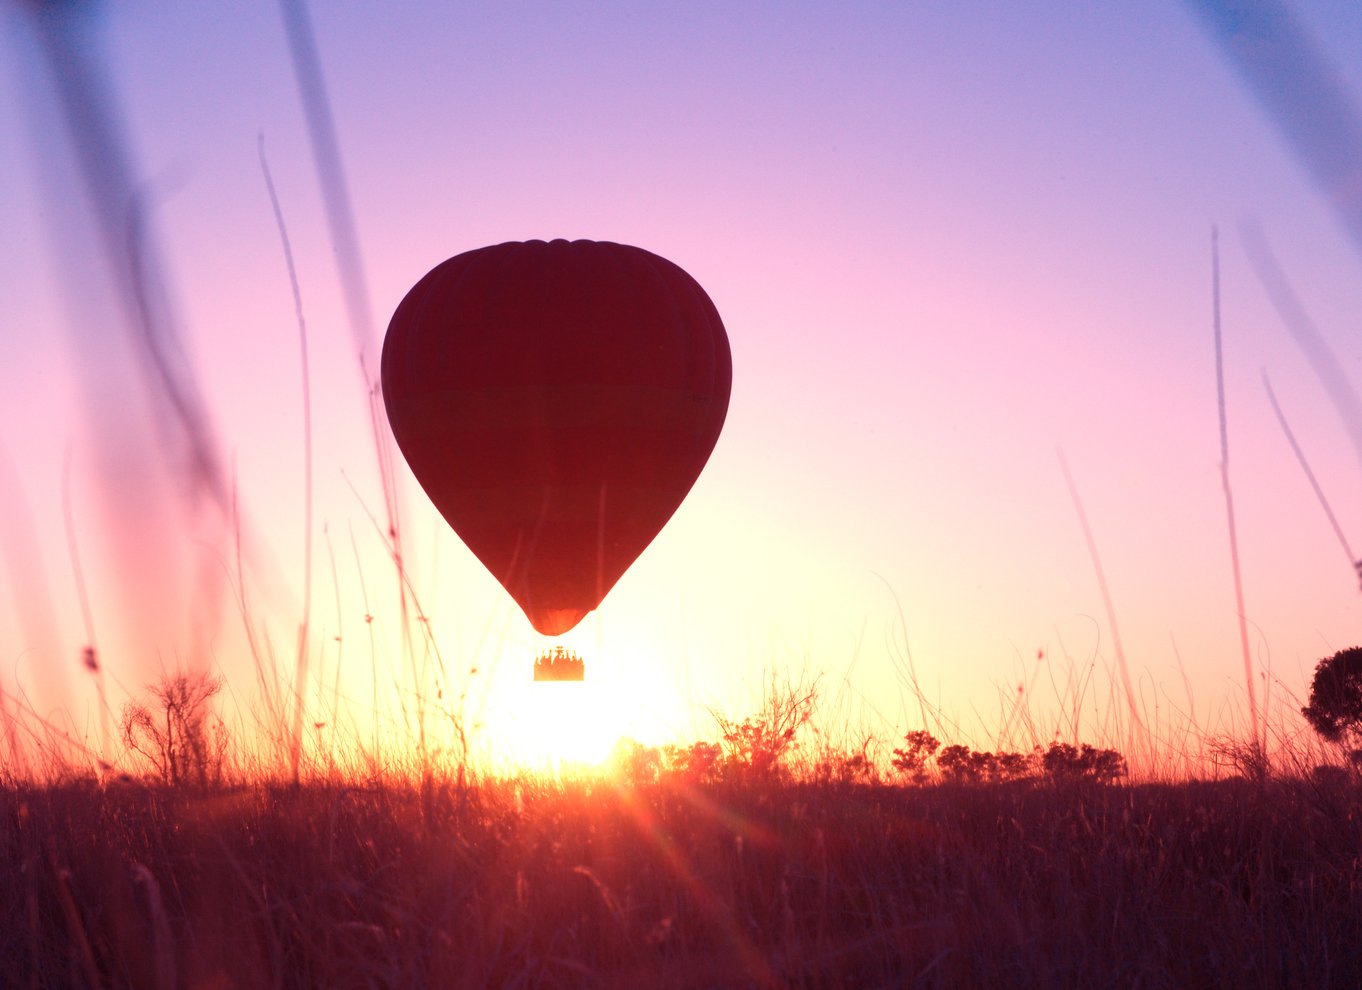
left=609, top=738, right=662, bottom=785
left=120, top=670, right=228, bottom=786
left=891, top=730, right=940, bottom=783
left=1042, top=742, right=1127, bottom=783
left=891, top=735, right=1122, bottom=785
left=811, top=736, right=878, bottom=784
left=661, top=741, right=723, bottom=784
left=1302, top=647, right=1362, bottom=745
left=938, top=744, right=990, bottom=782
left=992, top=750, right=1036, bottom=781
left=710, top=678, right=818, bottom=781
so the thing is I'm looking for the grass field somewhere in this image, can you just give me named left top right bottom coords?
left=5, top=738, right=1362, bottom=989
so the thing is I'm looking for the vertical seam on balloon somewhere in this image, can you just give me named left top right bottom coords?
left=596, top=483, right=608, bottom=607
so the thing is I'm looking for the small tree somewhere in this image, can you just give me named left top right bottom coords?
left=891, top=730, right=939, bottom=783
left=937, top=744, right=989, bottom=783
left=609, top=737, right=661, bottom=786
left=710, top=677, right=818, bottom=781
left=1302, top=647, right=1362, bottom=748
left=121, top=671, right=228, bottom=786
left=811, top=735, right=878, bottom=784
left=1042, top=741, right=1127, bottom=784
left=661, top=741, right=722, bottom=785
left=990, top=749, right=1038, bottom=782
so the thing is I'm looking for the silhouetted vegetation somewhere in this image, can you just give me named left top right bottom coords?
left=6, top=769, right=1362, bottom=988
left=1302, top=646, right=1362, bottom=748
left=708, top=676, right=818, bottom=781
left=891, top=729, right=940, bottom=782
left=1040, top=741, right=1128, bottom=783
left=7, top=674, right=1362, bottom=986
left=119, top=671, right=229, bottom=787
left=888, top=731, right=1127, bottom=785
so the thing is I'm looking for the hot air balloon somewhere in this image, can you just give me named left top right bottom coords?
left=381, top=239, right=732, bottom=661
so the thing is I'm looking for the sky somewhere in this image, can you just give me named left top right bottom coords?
left=2, top=1, right=1361, bottom=773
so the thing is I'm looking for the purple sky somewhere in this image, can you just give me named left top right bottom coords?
left=2, top=2, right=1361, bottom=771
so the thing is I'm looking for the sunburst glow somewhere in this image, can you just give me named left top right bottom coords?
left=472, top=642, right=693, bottom=774
left=491, top=680, right=620, bottom=769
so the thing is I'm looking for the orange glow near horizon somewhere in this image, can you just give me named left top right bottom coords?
left=481, top=680, right=622, bottom=771
left=464, top=637, right=699, bottom=773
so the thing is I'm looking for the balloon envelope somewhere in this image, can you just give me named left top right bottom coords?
left=381, top=239, right=732, bottom=636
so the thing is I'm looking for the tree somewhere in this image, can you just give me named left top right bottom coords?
left=891, top=730, right=939, bottom=783
left=991, top=749, right=1038, bottom=782
left=1302, top=647, right=1362, bottom=745
left=937, top=744, right=989, bottom=783
left=710, top=677, right=818, bottom=781
left=661, top=741, right=722, bottom=784
left=1042, top=742, right=1127, bottom=784
left=812, top=736, right=878, bottom=785
left=609, top=738, right=661, bottom=785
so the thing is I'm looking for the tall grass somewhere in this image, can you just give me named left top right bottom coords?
left=1211, top=227, right=1262, bottom=758
left=6, top=757, right=1362, bottom=988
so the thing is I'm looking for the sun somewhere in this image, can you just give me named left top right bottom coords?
left=474, top=643, right=693, bottom=773
left=477, top=670, right=631, bottom=772
left=498, top=680, right=622, bottom=768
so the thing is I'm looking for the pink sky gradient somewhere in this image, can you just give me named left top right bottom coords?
left=2, top=2, right=1361, bottom=770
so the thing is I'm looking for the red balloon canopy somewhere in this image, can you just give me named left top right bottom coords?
left=381, top=239, right=732, bottom=636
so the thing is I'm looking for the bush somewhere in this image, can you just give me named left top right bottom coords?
left=1042, top=742, right=1127, bottom=784
left=938, top=744, right=990, bottom=783
left=120, top=670, right=228, bottom=786
left=660, top=741, right=722, bottom=785
left=710, top=677, right=818, bottom=781
left=992, top=749, right=1036, bottom=781
left=609, top=738, right=661, bottom=786
left=811, top=736, right=878, bottom=784
left=891, top=730, right=939, bottom=783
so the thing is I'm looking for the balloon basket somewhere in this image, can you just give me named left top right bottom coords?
left=533, top=646, right=585, bottom=682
